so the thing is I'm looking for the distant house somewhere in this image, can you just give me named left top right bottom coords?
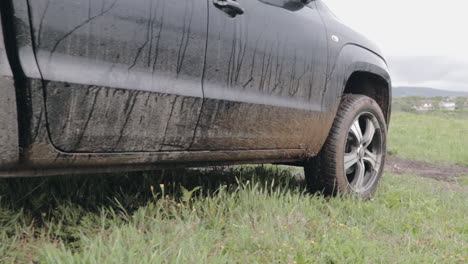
left=439, top=99, right=456, bottom=111
left=414, top=100, right=434, bottom=111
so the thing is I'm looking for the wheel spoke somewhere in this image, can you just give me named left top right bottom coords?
left=363, top=150, right=378, bottom=171
left=350, top=120, right=363, bottom=143
left=362, top=119, right=376, bottom=147
left=353, top=160, right=366, bottom=191
left=344, top=151, right=359, bottom=171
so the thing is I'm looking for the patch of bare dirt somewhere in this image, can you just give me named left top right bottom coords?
left=385, top=156, right=468, bottom=182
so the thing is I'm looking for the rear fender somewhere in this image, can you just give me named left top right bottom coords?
left=0, top=4, right=20, bottom=168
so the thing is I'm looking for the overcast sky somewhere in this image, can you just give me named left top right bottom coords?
left=323, top=0, right=468, bottom=92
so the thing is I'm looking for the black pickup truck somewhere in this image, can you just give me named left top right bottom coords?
left=0, top=0, right=391, bottom=198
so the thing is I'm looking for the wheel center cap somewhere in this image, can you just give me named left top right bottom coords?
left=358, top=147, right=365, bottom=159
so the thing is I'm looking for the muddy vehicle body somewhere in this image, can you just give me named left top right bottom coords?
left=0, top=0, right=391, bottom=197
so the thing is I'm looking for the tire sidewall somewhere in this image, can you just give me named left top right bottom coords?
left=335, top=96, right=388, bottom=198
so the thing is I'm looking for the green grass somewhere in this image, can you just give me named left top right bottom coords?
left=1, top=168, right=467, bottom=263
left=388, top=112, right=468, bottom=166
left=458, top=175, right=468, bottom=186
left=1, top=112, right=467, bottom=263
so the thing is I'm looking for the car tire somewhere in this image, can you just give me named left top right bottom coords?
left=304, top=94, right=387, bottom=198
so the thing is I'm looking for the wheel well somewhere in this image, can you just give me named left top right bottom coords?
left=343, top=71, right=391, bottom=123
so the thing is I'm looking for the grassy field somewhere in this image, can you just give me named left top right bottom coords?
left=1, top=113, right=467, bottom=263
left=0, top=168, right=467, bottom=263
left=388, top=112, right=468, bottom=166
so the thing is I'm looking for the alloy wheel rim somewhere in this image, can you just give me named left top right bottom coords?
left=344, top=112, right=383, bottom=194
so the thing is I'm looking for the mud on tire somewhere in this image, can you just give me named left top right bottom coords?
left=304, top=94, right=388, bottom=198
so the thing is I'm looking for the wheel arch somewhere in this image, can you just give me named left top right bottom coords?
left=343, top=71, right=391, bottom=124
left=325, top=44, right=392, bottom=124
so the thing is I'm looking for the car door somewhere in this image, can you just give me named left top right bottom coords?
left=191, top=0, right=330, bottom=151
left=27, top=0, right=207, bottom=152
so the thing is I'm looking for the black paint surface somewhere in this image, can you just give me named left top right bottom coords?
left=0, top=0, right=391, bottom=175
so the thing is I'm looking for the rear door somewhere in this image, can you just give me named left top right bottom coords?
left=27, top=0, right=207, bottom=152
left=191, top=0, right=330, bottom=151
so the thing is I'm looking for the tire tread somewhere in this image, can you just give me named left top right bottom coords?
left=305, top=94, right=386, bottom=196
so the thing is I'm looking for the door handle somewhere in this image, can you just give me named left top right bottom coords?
left=213, top=0, right=244, bottom=18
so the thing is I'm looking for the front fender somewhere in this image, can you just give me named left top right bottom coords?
left=322, top=44, right=391, bottom=112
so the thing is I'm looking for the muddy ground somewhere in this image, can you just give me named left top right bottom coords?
left=384, top=155, right=468, bottom=182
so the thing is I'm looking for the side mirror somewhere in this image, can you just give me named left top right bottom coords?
left=259, top=0, right=313, bottom=11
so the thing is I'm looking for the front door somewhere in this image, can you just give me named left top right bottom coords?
left=191, top=0, right=329, bottom=151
